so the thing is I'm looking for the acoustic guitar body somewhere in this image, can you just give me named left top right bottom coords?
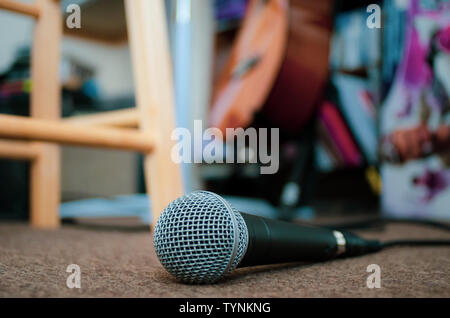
left=210, top=0, right=334, bottom=137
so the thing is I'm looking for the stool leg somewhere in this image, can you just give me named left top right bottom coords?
left=30, top=0, right=61, bottom=228
left=125, top=0, right=184, bottom=228
left=30, top=144, right=60, bottom=228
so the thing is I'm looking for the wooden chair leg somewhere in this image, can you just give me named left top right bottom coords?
left=30, top=0, right=61, bottom=228
left=30, top=144, right=60, bottom=228
left=125, top=0, right=183, bottom=228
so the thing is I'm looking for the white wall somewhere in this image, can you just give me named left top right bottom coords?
left=0, top=5, right=34, bottom=73
left=0, top=6, right=134, bottom=99
left=61, top=38, right=134, bottom=99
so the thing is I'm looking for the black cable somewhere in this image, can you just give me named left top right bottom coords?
left=385, top=218, right=450, bottom=232
left=321, top=217, right=450, bottom=232
left=319, top=218, right=450, bottom=252
left=382, top=239, right=450, bottom=248
left=341, top=237, right=450, bottom=257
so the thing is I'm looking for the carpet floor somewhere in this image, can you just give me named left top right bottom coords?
left=1, top=217, right=449, bottom=298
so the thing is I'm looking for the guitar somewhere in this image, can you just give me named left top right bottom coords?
left=210, top=0, right=334, bottom=136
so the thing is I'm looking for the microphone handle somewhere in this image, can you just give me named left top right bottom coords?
left=238, top=213, right=382, bottom=268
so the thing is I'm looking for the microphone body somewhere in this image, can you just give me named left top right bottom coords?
left=153, top=191, right=382, bottom=284
left=239, top=213, right=381, bottom=267
left=239, top=213, right=338, bottom=266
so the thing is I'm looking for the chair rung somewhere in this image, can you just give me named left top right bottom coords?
left=64, top=108, right=139, bottom=128
left=0, top=114, right=155, bottom=153
left=0, top=139, right=40, bottom=160
left=0, top=0, right=40, bottom=18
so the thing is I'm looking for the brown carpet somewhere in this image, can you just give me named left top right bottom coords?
left=1, top=217, right=449, bottom=298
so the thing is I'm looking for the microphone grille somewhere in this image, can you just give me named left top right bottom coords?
left=153, top=191, right=248, bottom=284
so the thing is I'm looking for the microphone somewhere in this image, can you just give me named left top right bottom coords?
left=153, top=191, right=382, bottom=284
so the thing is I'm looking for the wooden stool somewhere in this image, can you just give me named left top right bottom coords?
left=0, top=0, right=183, bottom=228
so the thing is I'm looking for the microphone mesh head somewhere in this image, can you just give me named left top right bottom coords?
left=153, top=191, right=248, bottom=284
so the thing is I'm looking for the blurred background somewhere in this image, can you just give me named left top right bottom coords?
left=0, top=0, right=449, bottom=224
